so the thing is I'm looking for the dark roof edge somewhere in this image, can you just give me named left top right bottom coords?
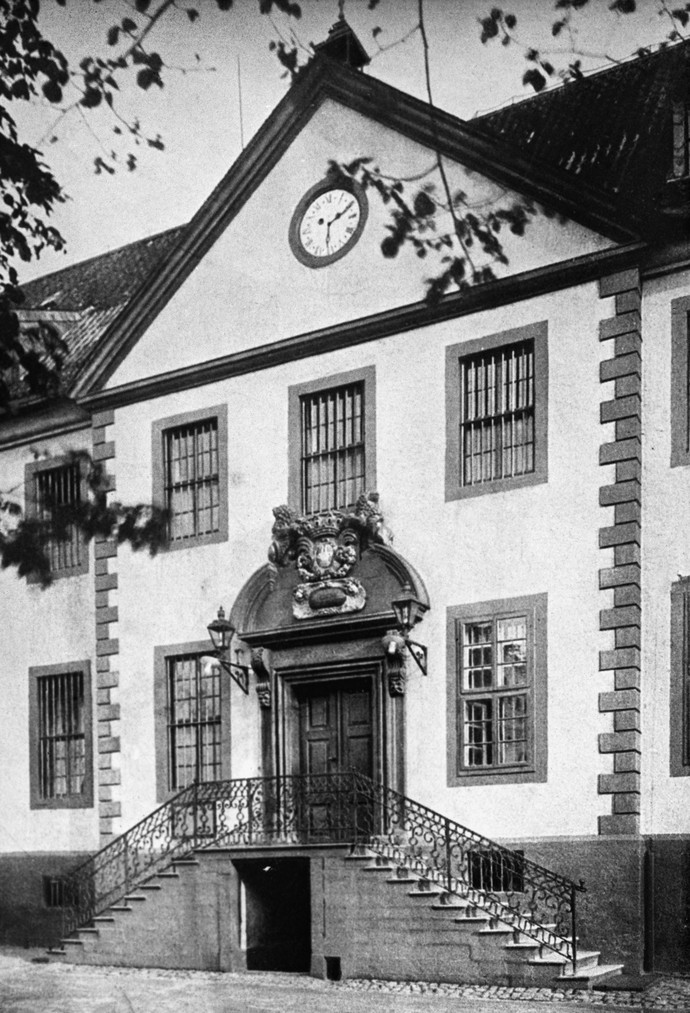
left=77, top=239, right=645, bottom=414
left=70, top=55, right=639, bottom=399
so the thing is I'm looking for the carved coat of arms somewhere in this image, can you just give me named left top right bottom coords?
left=267, top=493, right=393, bottom=620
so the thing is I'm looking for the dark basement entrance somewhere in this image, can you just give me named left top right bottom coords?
left=234, top=857, right=311, bottom=972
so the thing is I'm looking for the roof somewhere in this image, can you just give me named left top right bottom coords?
left=473, top=42, right=688, bottom=222
left=10, top=42, right=687, bottom=407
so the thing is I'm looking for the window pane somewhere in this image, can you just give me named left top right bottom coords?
left=464, top=699, right=493, bottom=767
left=168, top=655, right=221, bottom=790
left=35, top=464, right=82, bottom=572
left=460, top=341, right=535, bottom=487
left=37, top=672, right=85, bottom=799
left=496, top=617, right=527, bottom=687
left=164, top=419, right=219, bottom=541
left=463, top=622, right=493, bottom=690
left=301, top=382, right=365, bottom=512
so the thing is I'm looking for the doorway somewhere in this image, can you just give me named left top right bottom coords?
left=235, top=857, right=311, bottom=972
left=297, top=678, right=373, bottom=779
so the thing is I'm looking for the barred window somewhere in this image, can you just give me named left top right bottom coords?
left=167, top=655, right=222, bottom=790
left=163, top=419, right=219, bottom=541
left=37, top=672, right=86, bottom=800
left=460, top=340, right=535, bottom=488
left=29, top=461, right=83, bottom=575
left=300, top=382, right=365, bottom=513
left=671, top=578, right=690, bottom=776
left=672, top=101, right=690, bottom=180
left=468, top=849, right=525, bottom=893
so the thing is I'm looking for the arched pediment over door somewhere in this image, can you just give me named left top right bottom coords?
left=229, top=496, right=430, bottom=793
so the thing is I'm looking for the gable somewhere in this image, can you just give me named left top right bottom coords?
left=103, top=96, right=615, bottom=392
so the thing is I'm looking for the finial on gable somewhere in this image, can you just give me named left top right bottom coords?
left=313, top=17, right=370, bottom=70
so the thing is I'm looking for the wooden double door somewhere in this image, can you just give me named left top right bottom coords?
left=295, top=678, right=374, bottom=840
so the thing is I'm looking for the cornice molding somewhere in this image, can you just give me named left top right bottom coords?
left=71, top=55, right=640, bottom=400
left=78, top=239, right=645, bottom=413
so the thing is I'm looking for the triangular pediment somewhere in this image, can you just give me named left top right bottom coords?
left=72, top=56, right=635, bottom=397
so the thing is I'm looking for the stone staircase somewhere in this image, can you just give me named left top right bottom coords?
left=48, top=845, right=624, bottom=987
left=347, top=849, right=624, bottom=987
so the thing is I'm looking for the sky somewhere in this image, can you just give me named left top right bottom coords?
left=17, top=0, right=677, bottom=282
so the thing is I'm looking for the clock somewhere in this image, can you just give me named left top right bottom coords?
left=288, top=178, right=368, bottom=268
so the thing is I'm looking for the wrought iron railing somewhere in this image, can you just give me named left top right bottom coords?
left=61, top=772, right=585, bottom=970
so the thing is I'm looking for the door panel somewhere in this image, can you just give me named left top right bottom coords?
left=297, top=679, right=373, bottom=841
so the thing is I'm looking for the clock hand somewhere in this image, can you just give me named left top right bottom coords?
left=326, top=201, right=355, bottom=227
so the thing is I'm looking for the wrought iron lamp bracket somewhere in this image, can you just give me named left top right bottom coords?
left=216, top=653, right=250, bottom=694
left=405, top=639, right=428, bottom=677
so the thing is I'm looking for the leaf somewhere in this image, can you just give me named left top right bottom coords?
left=672, top=8, right=689, bottom=26
left=81, top=87, right=102, bottom=108
left=372, top=26, right=381, bottom=39
left=504, top=13, right=516, bottom=28
left=413, top=191, right=435, bottom=217
left=121, top=17, right=137, bottom=32
left=552, top=18, right=564, bottom=36
left=134, top=0, right=151, bottom=11
left=609, top=0, right=635, bottom=11
left=42, top=79, right=62, bottom=103
left=186, top=7, right=200, bottom=21
left=107, top=25, right=120, bottom=45
left=523, top=68, right=546, bottom=91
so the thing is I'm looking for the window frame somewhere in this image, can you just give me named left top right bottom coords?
left=29, top=660, right=94, bottom=810
left=24, top=456, right=89, bottom=580
left=445, top=322, right=548, bottom=501
left=670, top=578, right=690, bottom=776
left=151, top=404, right=228, bottom=551
left=447, top=593, right=548, bottom=786
left=288, top=365, right=376, bottom=513
left=153, top=641, right=232, bottom=802
left=671, top=298, right=690, bottom=468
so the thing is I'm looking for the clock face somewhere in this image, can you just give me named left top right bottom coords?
left=289, top=180, right=368, bottom=268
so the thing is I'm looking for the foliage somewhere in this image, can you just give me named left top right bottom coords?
left=0, top=449, right=170, bottom=586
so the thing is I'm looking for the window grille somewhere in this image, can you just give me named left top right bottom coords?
left=468, top=849, right=525, bottom=893
left=460, top=616, right=529, bottom=770
left=37, top=672, right=86, bottom=800
left=167, top=655, right=221, bottom=790
left=34, top=463, right=82, bottom=572
left=43, top=875, right=68, bottom=908
left=460, top=340, right=535, bottom=487
left=163, top=419, right=219, bottom=541
left=300, top=381, right=365, bottom=513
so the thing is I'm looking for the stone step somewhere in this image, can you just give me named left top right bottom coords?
left=561, top=963, right=625, bottom=987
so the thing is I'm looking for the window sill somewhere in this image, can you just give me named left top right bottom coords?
left=449, top=766, right=545, bottom=787
left=446, top=469, right=547, bottom=502
left=160, top=530, right=228, bottom=553
left=30, top=795, right=94, bottom=811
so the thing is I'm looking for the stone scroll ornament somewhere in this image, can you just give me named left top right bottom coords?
left=267, top=493, right=393, bottom=620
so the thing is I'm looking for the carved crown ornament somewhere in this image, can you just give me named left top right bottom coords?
left=268, top=492, right=393, bottom=621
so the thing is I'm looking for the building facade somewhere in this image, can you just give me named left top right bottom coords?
left=1, top=25, right=690, bottom=981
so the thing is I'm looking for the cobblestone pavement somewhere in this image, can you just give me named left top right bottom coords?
left=1, top=950, right=689, bottom=1013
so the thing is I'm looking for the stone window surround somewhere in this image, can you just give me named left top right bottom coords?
left=153, top=640, right=232, bottom=803
left=151, top=403, right=229, bottom=551
left=29, top=659, right=94, bottom=810
left=670, top=578, right=690, bottom=777
left=287, top=364, right=377, bottom=513
left=671, top=297, right=690, bottom=468
left=445, top=321, right=549, bottom=501
left=446, top=592, right=548, bottom=786
left=24, top=455, right=89, bottom=580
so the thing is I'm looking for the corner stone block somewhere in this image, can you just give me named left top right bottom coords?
left=599, top=604, right=641, bottom=629
left=598, top=730, right=641, bottom=753
left=600, top=394, right=641, bottom=423
left=95, top=540, right=118, bottom=560
left=598, top=772, right=640, bottom=794
left=100, top=801, right=122, bottom=819
left=599, top=438, right=641, bottom=465
left=599, top=688, right=640, bottom=712
left=96, top=638, right=120, bottom=657
left=615, top=333, right=642, bottom=357
left=95, top=573, right=118, bottom=592
left=613, top=792, right=642, bottom=815
left=92, top=441, right=116, bottom=462
left=614, top=544, right=641, bottom=567
left=615, top=290, right=641, bottom=314
left=613, top=585, right=641, bottom=607
left=614, top=708, right=641, bottom=732
left=599, top=522, right=640, bottom=549
left=598, top=269, right=640, bottom=298
left=599, top=311, right=640, bottom=341
left=615, top=626, right=641, bottom=649
left=600, top=352, right=641, bottom=383
left=599, top=563, right=641, bottom=589
left=615, top=668, right=641, bottom=690
left=598, top=814, right=640, bottom=836
left=98, top=768, right=121, bottom=786
left=98, top=736, right=121, bottom=754
left=91, top=409, right=115, bottom=429
left=599, top=480, right=640, bottom=506
left=97, top=670, right=119, bottom=689
left=615, top=374, right=642, bottom=399
left=614, top=751, right=641, bottom=773
left=600, top=647, right=641, bottom=670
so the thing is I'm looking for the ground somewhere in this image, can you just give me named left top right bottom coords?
left=1, top=949, right=689, bottom=1013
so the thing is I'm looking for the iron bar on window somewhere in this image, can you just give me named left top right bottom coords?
left=35, top=464, right=82, bottom=572
left=460, top=340, right=535, bottom=487
left=167, top=655, right=221, bottom=791
left=37, top=672, right=85, bottom=799
left=300, top=382, right=365, bottom=513
left=163, top=419, right=219, bottom=541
